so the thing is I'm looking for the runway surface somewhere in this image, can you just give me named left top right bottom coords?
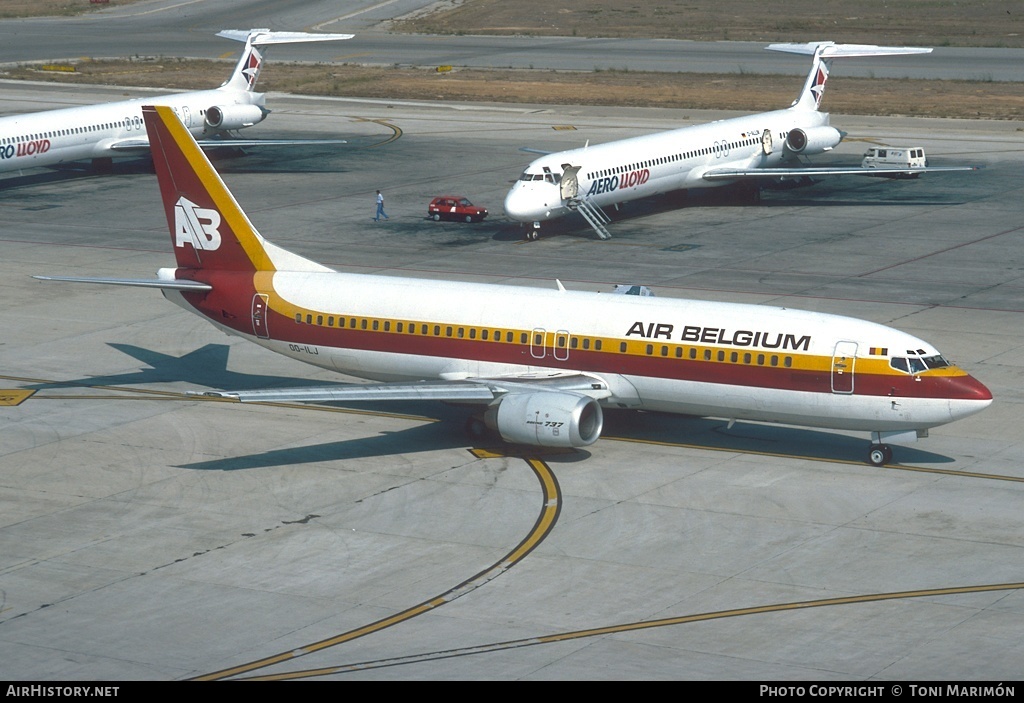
left=0, top=0, right=1021, bottom=81
left=1, top=81, right=1024, bottom=680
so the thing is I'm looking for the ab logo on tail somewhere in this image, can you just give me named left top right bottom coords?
left=174, top=196, right=222, bottom=251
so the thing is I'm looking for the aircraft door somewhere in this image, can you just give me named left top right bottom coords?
left=559, top=164, right=581, bottom=200
left=831, top=341, right=857, bottom=394
left=181, top=106, right=192, bottom=128
left=252, top=294, right=270, bottom=339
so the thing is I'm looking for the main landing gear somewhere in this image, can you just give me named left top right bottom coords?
left=868, top=444, right=893, bottom=466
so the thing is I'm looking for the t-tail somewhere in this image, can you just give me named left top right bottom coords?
left=766, top=41, right=933, bottom=112
left=217, top=29, right=355, bottom=93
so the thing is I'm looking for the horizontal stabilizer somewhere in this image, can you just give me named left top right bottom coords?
left=766, top=41, right=932, bottom=58
left=33, top=275, right=212, bottom=291
left=216, top=29, right=355, bottom=45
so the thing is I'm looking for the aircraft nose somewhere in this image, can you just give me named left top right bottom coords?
left=503, top=186, right=534, bottom=221
left=943, top=373, right=993, bottom=420
left=948, top=373, right=993, bottom=401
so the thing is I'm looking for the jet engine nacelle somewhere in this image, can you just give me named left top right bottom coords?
left=205, top=104, right=267, bottom=130
left=484, top=391, right=603, bottom=448
left=783, top=126, right=843, bottom=156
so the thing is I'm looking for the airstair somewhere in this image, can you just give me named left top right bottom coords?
left=567, top=197, right=612, bottom=240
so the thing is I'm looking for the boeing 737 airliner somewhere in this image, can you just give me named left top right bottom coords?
left=0, top=29, right=352, bottom=177
left=504, top=41, right=977, bottom=239
left=36, top=105, right=992, bottom=466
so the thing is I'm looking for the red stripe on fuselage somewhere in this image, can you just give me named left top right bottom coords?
left=245, top=304, right=987, bottom=401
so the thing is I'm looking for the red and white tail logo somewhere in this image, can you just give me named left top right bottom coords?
left=174, top=196, right=223, bottom=251
left=809, top=64, right=829, bottom=109
left=240, top=45, right=263, bottom=90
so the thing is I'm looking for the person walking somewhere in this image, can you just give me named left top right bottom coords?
left=374, top=189, right=389, bottom=221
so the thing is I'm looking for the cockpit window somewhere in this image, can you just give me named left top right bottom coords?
left=890, top=354, right=950, bottom=374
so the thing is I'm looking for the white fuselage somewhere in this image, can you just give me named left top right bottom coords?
left=0, top=87, right=262, bottom=173
left=504, top=108, right=829, bottom=223
left=164, top=266, right=991, bottom=435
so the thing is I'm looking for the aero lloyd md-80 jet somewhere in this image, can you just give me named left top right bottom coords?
left=35, top=105, right=992, bottom=466
left=504, top=41, right=977, bottom=239
left=0, top=29, right=352, bottom=176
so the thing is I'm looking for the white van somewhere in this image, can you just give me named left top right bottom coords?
left=861, top=146, right=927, bottom=177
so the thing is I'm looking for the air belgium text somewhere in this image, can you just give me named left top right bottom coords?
left=625, top=321, right=811, bottom=351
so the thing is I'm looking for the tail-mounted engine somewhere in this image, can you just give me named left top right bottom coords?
left=484, top=391, right=603, bottom=448
left=205, top=104, right=267, bottom=131
left=783, top=126, right=843, bottom=156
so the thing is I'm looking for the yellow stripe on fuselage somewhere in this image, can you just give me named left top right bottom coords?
left=275, top=299, right=969, bottom=380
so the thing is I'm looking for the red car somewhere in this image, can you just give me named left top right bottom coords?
left=428, top=196, right=488, bottom=223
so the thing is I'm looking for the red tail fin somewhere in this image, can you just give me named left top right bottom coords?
left=143, top=104, right=273, bottom=273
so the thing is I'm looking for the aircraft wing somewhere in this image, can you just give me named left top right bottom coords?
left=191, top=372, right=612, bottom=404
left=107, top=137, right=347, bottom=153
left=700, top=164, right=980, bottom=181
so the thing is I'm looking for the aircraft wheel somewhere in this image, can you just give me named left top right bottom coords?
left=526, top=229, right=539, bottom=241
left=868, top=444, right=889, bottom=466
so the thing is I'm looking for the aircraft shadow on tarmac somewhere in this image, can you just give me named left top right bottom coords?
left=0, top=141, right=361, bottom=189
left=27, top=343, right=334, bottom=392
left=29, top=342, right=953, bottom=469
left=175, top=405, right=952, bottom=471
